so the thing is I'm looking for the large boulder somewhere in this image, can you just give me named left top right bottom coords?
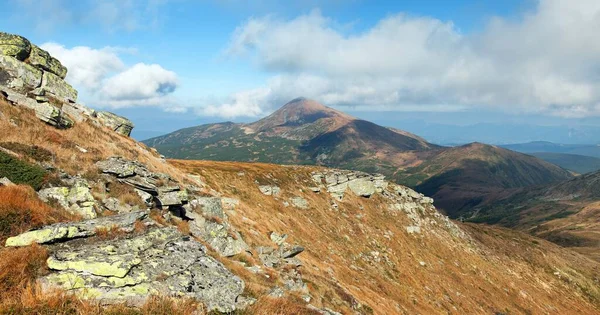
left=29, top=44, right=67, bottom=79
left=0, top=55, right=42, bottom=93
left=0, top=32, right=31, bottom=61
left=41, top=71, right=77, bottom=102
left=96, top=111, right=134, bottom=137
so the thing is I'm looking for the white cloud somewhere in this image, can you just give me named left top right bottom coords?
left=101, top=63, right=179, bottom=105
left=41, top=43, right=180, bottom=111
left=216, top=1, right=600, bottom=118
left=41, top=43, right=125, bottom=90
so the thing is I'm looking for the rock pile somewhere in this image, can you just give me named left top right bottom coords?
left=0, top=32, right=134, bottom=136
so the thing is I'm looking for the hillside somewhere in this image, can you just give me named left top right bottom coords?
left=468, top=169, right=600, bottom=261
left=529, top=152, right=600, bottom=174
left=145, top=100, right=573, bottom=217
left=400, top=143, right=574, bottom=217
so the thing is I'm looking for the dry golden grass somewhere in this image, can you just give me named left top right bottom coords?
left=0, top=184, right=76, bottom=244
left=0, top=98, right=185, bottom=182
left=171, top=159, right=600, bottom=315
left=246, top=296, right=321, bottom=315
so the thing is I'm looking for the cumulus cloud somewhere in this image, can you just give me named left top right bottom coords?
left=214, top=1, right=600, bottom=118
left=42, top=43, right=181, bottom=111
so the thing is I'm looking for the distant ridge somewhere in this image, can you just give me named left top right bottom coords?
left=144, top=97, right=573, bottom=214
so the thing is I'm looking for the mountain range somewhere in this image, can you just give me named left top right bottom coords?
left=145, top=98, right=573, bottom=217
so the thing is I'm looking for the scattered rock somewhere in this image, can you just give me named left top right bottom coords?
left=269, top=231, right=288, bottom=246
left=258, top=185, right=281, bottom=196
left=290, top=196, right=309, bottom=209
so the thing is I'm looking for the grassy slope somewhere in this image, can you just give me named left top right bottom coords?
left=171, top=159, right=600, bottom=314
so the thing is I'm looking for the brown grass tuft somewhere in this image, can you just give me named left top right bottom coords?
left=0, top=185, right=76, bottom=243
left=95, top=225, right=128, bottom=240
left=246, top=296, right=321, bottom=315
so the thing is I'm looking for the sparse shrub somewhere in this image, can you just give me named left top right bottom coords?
left=0, top=151, right=47, bottom=190
left=0, top=142, right=53, bottom=162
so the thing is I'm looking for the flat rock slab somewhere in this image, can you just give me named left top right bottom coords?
left=4, top=211, right=148, bottom=247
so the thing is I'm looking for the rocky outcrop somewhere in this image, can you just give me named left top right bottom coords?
left=96, top=156, right=187, bottom=208
left=40, top=227, right=244, bottom=312
left=311, top=170, right=388, bottom=200
left=0, top=32, right=134, bottom=136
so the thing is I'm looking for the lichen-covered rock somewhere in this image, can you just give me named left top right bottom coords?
left=189, top=216, right=249, bottom=257
left=96, top=111, right=134, bottom=137
left=0, top=32, right=31, bottom=61
left=29, top=44, right=67, bottom=79
left=38, top=179, right=97, bottom=219
left=0, top=55, right=42, bottom=93
left=40, top=228, right=244, bottom=312
left=62, top=102, right=94, bottom=122
left=192, top=197, right=225, bottom=219
left=96, top=157, right=147, bottom=178
left=41, top=71, right=77, bottom=102
left=4, top=210, right=148, bottom=247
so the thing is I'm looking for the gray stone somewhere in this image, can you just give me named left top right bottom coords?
left=96, top=111, right=134, bottom=137
left=269, top=231, right=288, bottom=246
left=189, top=216, right=250, bottom=257
left=5, top=210, right=148, bottom=247
left=39, top=228, right=244, bottom=313
left=193, top=197, right=224, bottom=219
left=258, top=185, right=281, bottom=196
left=348, top=178, right=376, bottom=197
left=41, top=71, right=77, bottom=102
left=0, top=55, right=42, bottom=94
left=280, top=245, right=304, bottom=259
left=38, top=180, right=97, bottom=219
left=290, top=196, right=309, bottom=209
left=268, top=287, right=285, bottom=298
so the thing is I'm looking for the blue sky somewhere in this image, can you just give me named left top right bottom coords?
left=3, top=0, right=600, bottom=143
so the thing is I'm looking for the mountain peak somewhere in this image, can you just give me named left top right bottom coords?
left=249, top=97, right=354, bottom=133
